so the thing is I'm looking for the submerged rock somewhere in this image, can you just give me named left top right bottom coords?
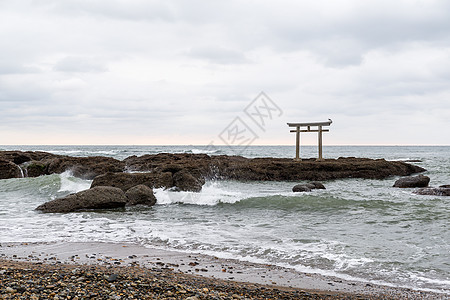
left=293, top=181, right=326, bottom=192
left=413, top=187, right=450, bottom=196
left=292, top=184, right=312, bottom=192
left=393, top=175, right=430, bottom=188
left=36, top=186, right=128, bottom=213
left=308, top=181, right=326, bottom=189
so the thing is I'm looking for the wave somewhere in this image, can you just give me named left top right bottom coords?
left=232, top=195, right=406, bottom=213
left=154, top=181, right=243, bottom=205
left=152, top=182, right=408, bottom=215
left=184, top=148, right=222, bottom=155
left=45, top=150, right=120, bottom=157
left=58, top=171, right=92, bottom=193
left=0, top=171, right=91, bottom=201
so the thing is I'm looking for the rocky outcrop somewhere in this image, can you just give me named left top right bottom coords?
left=393, top=175, right=430, bottom=188
left=36, top=186, right=128, bottom=213
left=125, top=185, right=157, bottom=206
left=172, top=169, right=205, bottom=192
left=36, top=183, right=159, bottom=213
left=216, top=157, right=426, bottom=181
left=1, top=151, right=426, bottom=183
left=293, top=181, right=326, bottom=192
left=22, top=160, right=48, bottom=177
left=91, top=172, right=173, bottom=191
left=125, top=154, right=426, bottom=182
left=413, top=187, right=450, bottom=196
left=0, top=159, right=23, bottom=179
left=90, top=169, right=204, bottom=192
left=46, top=156, right=125, bottom=180
left=0, top=150, right=58, bottom=165
left=0, top=151, right=125, bottom=180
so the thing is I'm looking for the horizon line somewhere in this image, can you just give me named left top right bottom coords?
left=1, top=144, right=449, bottom=147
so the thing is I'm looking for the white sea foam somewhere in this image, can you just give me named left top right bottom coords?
left=58, top=171, right=91, bottom=193
left=190, top=148, right=218, bottom=154
left=154, top=181, right=243, bottom=205
left=410, top=274, right=450, bottom=286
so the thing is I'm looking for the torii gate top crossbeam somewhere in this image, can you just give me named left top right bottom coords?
left=287, top=120, right=332, bottom=127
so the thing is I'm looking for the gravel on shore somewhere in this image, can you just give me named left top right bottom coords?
left=0, top=260, right=367, bottom=300
left=1, top=242, right=448, bottom=299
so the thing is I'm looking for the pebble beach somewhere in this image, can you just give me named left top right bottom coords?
left=1, top=242, right=447, bottom=299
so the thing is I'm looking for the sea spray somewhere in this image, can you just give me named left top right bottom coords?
left=58, top=170, right=92, bottom=193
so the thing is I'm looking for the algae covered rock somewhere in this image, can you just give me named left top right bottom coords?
left=36, top=186, right=127, bottom=213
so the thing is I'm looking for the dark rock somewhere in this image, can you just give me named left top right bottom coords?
left=22, top=160, right=48, bottom=177
left=107, top=274, right=118, bottom=282
left=0, top=151, right=124, bottom=179
left=393, top=175, right=430, bottom=188
left=1, top=150, right=427, bottom=183
left=92, top=169, right=205, bottom=192
left=125, top=153, right=426, bottom=182
left=439, top=184, right=450, bottom=188
left=47, top=156, right=125, bottom=180
left=210, top=156, right=426, bottom=181
left=125, top=184, right=157, bottom=206
left=172, top=170, right=205, bottom=192
left=308, top=181, right=326, bottom=189
left=0, top=151, right=60, bottom=165
left=124, top=153, right=211, bottom=175
left=0, top=159, right=23, bottom=179
left=91, top=172, right=173, bottom=191
left=292, top=184, right=311, bottom=192
left=36, top=186, right=127, bottom=213
left=293, top=181, right=326, bottom=192
left=413, top=187, right=450, bottom=196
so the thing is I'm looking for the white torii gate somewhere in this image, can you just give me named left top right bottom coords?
left=287, top=119, right=332, bottom=161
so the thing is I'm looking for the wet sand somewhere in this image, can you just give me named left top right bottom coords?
left=0, top=242, right=447, bottom=299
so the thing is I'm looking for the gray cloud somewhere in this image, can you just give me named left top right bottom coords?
left=53, top=56, right=108, bottom=73
left=185, top=46, right=250, bottom=65
left=0, top=0, right=449, bottom=145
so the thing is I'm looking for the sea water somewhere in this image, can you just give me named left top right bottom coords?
left=0, top=145, right=449, bottom=293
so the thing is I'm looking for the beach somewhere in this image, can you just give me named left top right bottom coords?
left=1, top=242, right=446, bottom=299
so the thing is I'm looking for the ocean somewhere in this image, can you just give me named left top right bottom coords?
left=0, top=145, right=449, bottom=294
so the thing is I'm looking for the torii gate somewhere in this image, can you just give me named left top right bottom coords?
left=287, top=119, right=332, bottom=161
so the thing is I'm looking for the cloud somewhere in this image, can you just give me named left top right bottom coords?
left=0, top=0, right=449, bottom=145
left=32, top=0, right=177, bottom=22
left=0, top=61, right=40, bottom=75
left=53, top=56, right=108, bottom=73
left=185, top=46, right=250, bottom=65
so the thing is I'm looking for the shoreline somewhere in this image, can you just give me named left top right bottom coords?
left=1, top=242, right=447, bottom=299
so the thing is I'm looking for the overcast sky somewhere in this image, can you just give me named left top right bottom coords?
left=1, top=0, right=449, bottom=145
